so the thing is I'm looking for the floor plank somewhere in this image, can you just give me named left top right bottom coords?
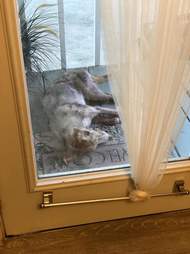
left=1, top=209, right=190, bottom=253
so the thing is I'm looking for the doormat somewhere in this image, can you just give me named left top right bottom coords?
left=35, top=123, right=129, bottom=177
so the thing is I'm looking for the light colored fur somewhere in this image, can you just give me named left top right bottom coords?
left=42, top=70, right=119, bottom=163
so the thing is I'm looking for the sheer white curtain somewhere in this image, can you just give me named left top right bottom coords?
left=101, top=0, right=190, bottom=200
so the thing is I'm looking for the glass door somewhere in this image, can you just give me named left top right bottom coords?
left=19, top=0, right=129, bottom=179
left=0, top=0, right=190, bottom=236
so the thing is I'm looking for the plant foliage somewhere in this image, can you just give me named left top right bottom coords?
left=19, top=0, right=59, bottom=73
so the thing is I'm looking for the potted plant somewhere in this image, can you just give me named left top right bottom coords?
left=19, top=0, right=59, bottom=73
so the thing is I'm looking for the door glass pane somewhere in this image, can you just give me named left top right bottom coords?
left=17, top=0, right=190, bottom=179
left=64, top=0, right=95, bottom=68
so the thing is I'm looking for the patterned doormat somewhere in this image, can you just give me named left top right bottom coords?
left=35, top=123, right=129, bottom=177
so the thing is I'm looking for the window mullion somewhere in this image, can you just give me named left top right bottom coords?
left=57, top=0, right=67, bottom=70
left=95, top=0, right=101, bottom=66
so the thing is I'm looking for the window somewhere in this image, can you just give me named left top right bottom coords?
left=18, top=0, right=190, bottom=179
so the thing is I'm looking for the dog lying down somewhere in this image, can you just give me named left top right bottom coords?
left=42, top=70, right=120, bottom=164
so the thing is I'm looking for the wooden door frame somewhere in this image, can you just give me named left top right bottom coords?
left=2, top=0, right=190, bottom=193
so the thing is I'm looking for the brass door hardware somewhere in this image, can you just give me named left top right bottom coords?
left=40, top=180, right=189, bottom=208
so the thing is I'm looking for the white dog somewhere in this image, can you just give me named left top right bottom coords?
left=42, top=70, right=119, bottom=163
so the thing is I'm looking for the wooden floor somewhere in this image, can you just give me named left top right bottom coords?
left=1, top=209, right=190, bottom=253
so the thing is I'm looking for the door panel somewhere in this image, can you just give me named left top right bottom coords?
left=0, top=0, right=190, bottom=236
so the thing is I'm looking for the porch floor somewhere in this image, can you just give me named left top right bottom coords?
left=27, top=66, right=190, bottom=178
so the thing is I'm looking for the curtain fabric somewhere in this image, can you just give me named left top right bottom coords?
left=101, top=0, right=190, bottom=197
